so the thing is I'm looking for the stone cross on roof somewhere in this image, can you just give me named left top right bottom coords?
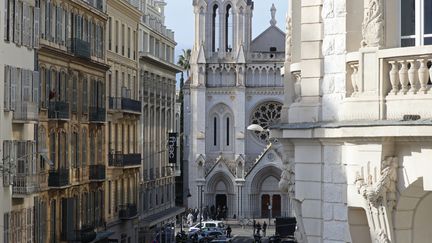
left=270, top=3, right=277, bottom=26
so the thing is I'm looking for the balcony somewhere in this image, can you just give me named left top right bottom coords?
left=89, top=164, right=106, bottom=181
left=109, top=97, right=141, bottom=113
left=12, top=174, right=38, bottom=195
left=118, top=203, right=138, bottom=220
left=89, top=107, right=106, bottom=123
left=48, top=169, right=70, bottom=187
left=342, top=46, right=432, bottom=121
left=109, top=153, right=141, bottom=167
left=48, top=101, right=70, bottom=120
left=13, top=102, right=38, bottom=122
left=68, top=38, right=91, bottom=59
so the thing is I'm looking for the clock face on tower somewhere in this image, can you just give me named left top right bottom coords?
left=250, top=101, right=282, bottom=143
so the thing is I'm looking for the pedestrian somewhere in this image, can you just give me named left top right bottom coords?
left=256, top=222, right=261, bottom=236
left=226, top=225, right=232, bottom=238
left=253, top=219, right=256, bottom=232
left=263, top=221, right=267, bottom=237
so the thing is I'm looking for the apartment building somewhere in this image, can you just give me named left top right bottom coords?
left=35, top=0, right=110, bottom=242
left=137, top=0, right=183, bottom=241
left=1, top=0, right=38, bottom=242
left=105, top=0, right=141, bottom=241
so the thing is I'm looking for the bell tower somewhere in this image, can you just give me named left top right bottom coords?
left=192, top=0, right=253, bottom=58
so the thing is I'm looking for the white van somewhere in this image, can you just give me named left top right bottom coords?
left=188, top=221, right=225, bottom=232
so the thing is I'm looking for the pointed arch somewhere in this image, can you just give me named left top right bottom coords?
left=212, top=3, right=220, bottom=52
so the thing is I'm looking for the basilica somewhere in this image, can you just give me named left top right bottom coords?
left=184, top=0, right=289, bottom=219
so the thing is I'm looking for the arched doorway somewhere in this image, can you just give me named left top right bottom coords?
left=259, top=176, right=281, bottom=218
left=206, top=172, right=235, bottom=219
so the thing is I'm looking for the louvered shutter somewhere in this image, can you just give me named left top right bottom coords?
left=65, top=73, right=69, bottom=103
left=34, top=7, right=40, bottom=48
left=83, top=79, right=88, bottom=113
left=4, top=0, right=9, bottom=41
left=18, top=1, right=22, bottom=45
left=64, top=10, right=68, bottom=42
left=56, top=6, right=60, bottom=43
left=44, top=69, right=50, bottom=107
left=72, top=76, right=77, bottom=112
left=4, top=66, right=10, bottom=110
left=33, top=71, right=39, bottom=105
left=23, top=70, right=31, bottom=104
left=9, top=0, right=14, bottom=42
left=22, top=2, right=27, bottom=47
left=13, top=0, right=19, bottom=43
left=10, top=67, right=17, bottom=111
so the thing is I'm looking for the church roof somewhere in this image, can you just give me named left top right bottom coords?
left=250, top=25, right=286, bottom=53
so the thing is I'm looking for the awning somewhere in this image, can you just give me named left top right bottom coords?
left=140, top=206, right=185, bottom=227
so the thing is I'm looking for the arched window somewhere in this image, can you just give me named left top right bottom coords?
left=213, top=116, right=218, bottom=146
left=226, top=117, right=230, bottom=146
left=212, top=4, right=219, bottom=52
left=401, top=0, right=432, bottom=46
left=225, top=4, right=233, bottom=52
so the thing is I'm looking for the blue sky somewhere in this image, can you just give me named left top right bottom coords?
left=165, top=0, right=289, bottom=68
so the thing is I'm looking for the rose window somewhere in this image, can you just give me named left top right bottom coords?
left=250, top=101, right=282, bottom=143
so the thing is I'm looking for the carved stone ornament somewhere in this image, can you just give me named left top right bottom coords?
left=376, top=229, right=391, bottom=243
left=361, top=0, right=384, bottom=48
left=355, top=157, right=398, bottom=209
left=285, top=14, right=292, bottom=63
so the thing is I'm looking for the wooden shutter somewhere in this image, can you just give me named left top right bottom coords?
left=4, top=0, right=9, bottom=41
left=72, top=76, right=77, bottom=112
left=33, top=71, right=39, bottom=105
left=13, top=0, right=19, bottom=43
left=10, top=67, right=17, bottom=111
left=23, top=70, right=31, bottom=103
left=44, top=68, right=50, bottom=107
left=9, top=0, right=14, bottom=42
left=22, top=2, right=27, bottom=47
left=4, top=65, right=10, bottom=111
left=83, top=79, right=88, bottom=112
left=34, top=7, right=40, bottom=48
left=64, top=10, right=69, bottom=42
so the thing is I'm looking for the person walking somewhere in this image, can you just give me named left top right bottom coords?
left=263, top=221, right=267, bottom=237
left=226, top=225, right=232, bottom=238
left=256, top=222, right=262, bottom=236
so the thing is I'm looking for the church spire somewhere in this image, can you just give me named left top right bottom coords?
left=270, top=3, right=277, bottom=26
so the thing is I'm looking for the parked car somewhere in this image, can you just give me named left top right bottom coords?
left=198, top=229, right=224, bottom=243
left=189, top=221, right=225, bottom=232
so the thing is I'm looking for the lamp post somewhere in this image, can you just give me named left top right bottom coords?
left=198, top=185, right=204, bottom=228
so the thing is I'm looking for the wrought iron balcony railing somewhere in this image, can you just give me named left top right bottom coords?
left=109, top=97, right=141, bottom=113
left=68, top=38, right=91, bottom=59
left=89, top=107, right=106, bottom=122
left=89, top=164, right=106, bottom=181
left=48, top=169, right=70, bottom=187
left=48, top=101, right=70, bottom=120
left=108, top=153, right=141, bottom=167
left=118, top=203, right=138, bottom=220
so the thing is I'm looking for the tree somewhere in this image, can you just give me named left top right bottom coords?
left=177, top=49, right=191, bottom=78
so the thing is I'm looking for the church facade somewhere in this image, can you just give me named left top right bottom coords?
left=184, top=0, right=289, bottom=219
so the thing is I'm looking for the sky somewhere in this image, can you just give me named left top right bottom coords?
left=164, top=0, right=289, bottom=72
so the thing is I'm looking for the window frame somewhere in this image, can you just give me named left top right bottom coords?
left=401, top=0, right=432, bottom=46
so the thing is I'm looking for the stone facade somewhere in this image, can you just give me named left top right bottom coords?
left=184, top=0, right=289, bottom=219
left=273, top=0, right=432, bottom=243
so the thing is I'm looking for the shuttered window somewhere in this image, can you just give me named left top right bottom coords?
left=33, top=71, right=39, bottom=105
left=34, top=7, right=40, bottom=47
left=4, top=65, right=11, bottom=110
left=72, top=76, right=77, bottom=112
left=82, top=129, right=87, bottom=168
left=82, top=78, right=88, bottom=113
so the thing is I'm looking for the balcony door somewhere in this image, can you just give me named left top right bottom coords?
left=401, top=0, right=432, bottom=46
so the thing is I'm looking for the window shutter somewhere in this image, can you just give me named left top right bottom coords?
left=33, top=71, right=39, bottom=105
left=13, top=0, right=19, bottom=44
left=4, top=0, right=9, bottom=41
left=64, top=73, right=69, bottom=103
left=72, top=76, right=77, bottom=112
left=82, top=79, right=88, bottom=113
left=4, top=66, right=10, bottom=111
left=34, top=7, right=40, bottom=47
left=23, top=70, right=31, bottom=104
left=9, top=0, right=14, bottom=42
left=64, top=10, right=69, bottom=42
left=22, top=2, right=28, bottom=47
left=45, top=68, right=50, bottom=107
left=10, top=67, right=17, bottom=111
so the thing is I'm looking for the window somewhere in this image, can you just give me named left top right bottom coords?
left=212, top=4, right=219, bottom=52
left=122, top=24, right=125, bottom=55
left=71, top=132, right=78, bottom=168
left=213, top=116, right=217, bottom=146
left=49, top=131, right=56, bottom=168
left=128, top=27, right=131, bottom=58
left=226, top=117, right=230, bottom=146
left=108, top=17, right=112, bottom=50
left=401, top=0, right=432, bottom=46
left=82, top=78, right=88, bottom=113
left=115, top=20, right=119, bottom=52
left=82, top=129, right=87, bottom=168
left=225, top=4, right=233, bottom=52
left=72, top=76, right=77, bottom=112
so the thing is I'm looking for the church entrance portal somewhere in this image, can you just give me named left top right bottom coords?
left=215, top=194, right=227, bottom=219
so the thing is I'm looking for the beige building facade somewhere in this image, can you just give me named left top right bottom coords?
left=138, top=0, right=183, bottom=241
left=274, top=0, right=432, bottom=243
left=105, top=0, right=141, bottom=241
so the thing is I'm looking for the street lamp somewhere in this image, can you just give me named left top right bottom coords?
left=198, top=185, right=204, bottom=228
left=247, top=124, right=267, bottom=132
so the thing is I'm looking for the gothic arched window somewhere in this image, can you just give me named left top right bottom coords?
left=225, top=4, right=233, bottom=52
left=212, top=4, right=219, bottom=52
